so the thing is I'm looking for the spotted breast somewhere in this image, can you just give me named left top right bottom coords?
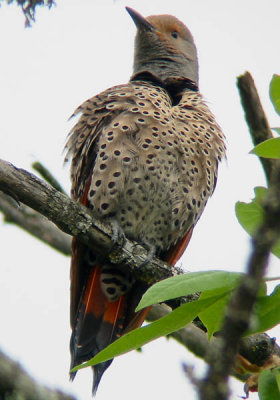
left=65, top=7, right=226, bottom=395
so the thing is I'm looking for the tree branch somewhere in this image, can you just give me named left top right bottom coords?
left=1, top=0, right=56, bottom=27
left=236, top=71, right=280, bottom=184
left=198, top=72, right=280, bottom=400
left=32, top=161, right=67, bottom=195
left=0, top=349, right=76, bottom=400
left=0, top=159, right=182, bottom=285
left=0, top=191, right=71, bottom=255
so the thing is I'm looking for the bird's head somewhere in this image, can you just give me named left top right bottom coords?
left=126, top=7, right=199, bottom=91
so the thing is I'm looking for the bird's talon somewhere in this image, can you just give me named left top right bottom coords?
left=111, top=220, right=126, bottom=246
left=140, top=242, right=156, bottom=266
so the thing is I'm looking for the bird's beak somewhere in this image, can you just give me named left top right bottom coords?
left=126, top=7, right=156, bottom=32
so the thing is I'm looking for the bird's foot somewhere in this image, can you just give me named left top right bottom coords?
left=110, top=219, right=126, bottom=246
left=139, top=241, right=156, bottom=266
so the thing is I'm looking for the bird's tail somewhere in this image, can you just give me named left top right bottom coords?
left=70, top=245, right=150, bottom=394
left=70, top=227, right=193, bottom=394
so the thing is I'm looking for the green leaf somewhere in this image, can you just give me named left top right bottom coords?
left=248, top=285, right=280, bottom=335
left=136, top=270, right=242, bottom=311
left=259, top=367, right=280, bottom=400
left=198, top=280, right=266, bottom=338
left=251, top=137, right=280, bottom=159
left=71, top=294, right=223, bottom=372
left=272, top=240, right=280, bottom=259
left=235, top=186, right=266, bottom=235
left=276, top=372, right=280, bottom=393
left=198, top=288, right=231, bottom=338
left=236, top=187, right=280, bottom=258
left=270, top=74, right=280, bottom=115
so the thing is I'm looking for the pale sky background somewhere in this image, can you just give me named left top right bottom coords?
left=0, top=1, right=279, bottom=399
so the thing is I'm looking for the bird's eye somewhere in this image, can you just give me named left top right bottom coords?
left=171, top=31, right=178, bottom=39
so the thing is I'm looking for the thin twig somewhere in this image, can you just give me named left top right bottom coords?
left=0, top=191, right=71, bottom=255
left=32, top=161, right=67, bottom=194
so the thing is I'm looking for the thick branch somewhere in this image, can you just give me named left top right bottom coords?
left=0, top=159, right=182, bottom=285
left=0, top=349, right=76, bottom=400
left=198, top=73, right=280, bottom=400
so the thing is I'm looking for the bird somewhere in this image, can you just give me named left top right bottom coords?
left=64, top=6, right=226, bottom=395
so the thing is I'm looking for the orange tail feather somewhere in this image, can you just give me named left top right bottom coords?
left=70, top=246, right=149, bottom=394
left=164, top=227, right=193, bottom=266
left=70, top=226, right=194, bottom=394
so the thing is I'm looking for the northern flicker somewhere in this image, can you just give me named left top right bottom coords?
left=65, top=7, right=226, bottom=394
